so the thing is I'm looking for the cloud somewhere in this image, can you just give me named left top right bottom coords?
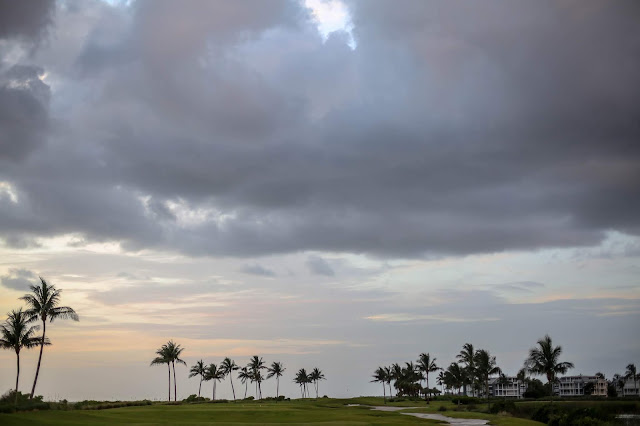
left=306, top=255, right=335, bottom=276
left=240, top=263, right=276, bottom=277
left=0, top=268, right=36, bottom=291
left=0, top=0, right=638, bottom=259
left=0, top=0, right=54, bottom=42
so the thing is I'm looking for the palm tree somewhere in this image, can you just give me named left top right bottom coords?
left=457, top=343, right=475, bottom=397
left=0, top=308, right=48, bottom=406
left=248, top=356, right=266, bottom=399
left=384, top=366, right=393, bottom=397
left=150, top=344, right=172, bottom=401
left=204, top=363, right=224, bottom=400
left=524, top=334, right=574, bottom=402
left=497, top=373, right=510, bottom=401
left=444, top=362, right=464, bottom=404
left=613, top=373, right=625, bottom=396
left=165, top=340, right=186, bottom=401
left=625, top=364, right=638, bottom=397
left=417, top=352, right=439, bottom=403
left=371, top=367, right=388, bottom=402
left=267, top=361, right=286, bottom=399
left=309, top=367, right=325, bottom=398
left=220, top=357, right=239, bottom=400
left=20, top=277, right=79, bottom=399
left=474, top=349, right=501, bottom=410
left=189, top=359, right=206, bottom=398
left=294, top=368, right=309, bottom=398
left=238, top=367, right=251, bottom=399
left=436, top=370, right=445, bottom=395
left=390, top=363, right=402, bottom=397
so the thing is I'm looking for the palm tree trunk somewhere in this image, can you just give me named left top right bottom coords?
left=276, top=377, right=280, bottom=399
left=230, top=375, right=236, bottom=400
left=30, top=320, right=46, bottom=399
left=167, top=363, right=171, bottom=401
left=244, top=381, right=247, bottom=399
left=198, top=377, right=202, bottom=397
left=172, top=361, right=177, bottom=401
left=213, top=381, right=215, bottom=400
left=426, top=374, right=429, bottom=403
left=15, top=351, right=20, bottom=406
left=382, top=382, right=386, bottom=403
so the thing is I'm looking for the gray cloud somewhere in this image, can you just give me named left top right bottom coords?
left=0, top=0, right=638, bottom=259
left=0, top=0, right=54, bottom=42
left=0, top=268, right=36, bottom=291
left=240, top=263, right=276, bottom=277
left=306, top=255, right=335, bottom=276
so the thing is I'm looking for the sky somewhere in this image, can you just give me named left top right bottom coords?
left=0, top=0, right=639, bottom=401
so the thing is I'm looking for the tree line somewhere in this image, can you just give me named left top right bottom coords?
left=373, top=335, right=577, bottom=408
left=0, top=278, right=79, bottom=406
left=373, top=335, right=639, bottom=405
left=150, top=341, right=325, bottom=401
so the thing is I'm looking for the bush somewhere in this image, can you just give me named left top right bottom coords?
left=208, top=399, right=229, bottom=404
left=0, top=390, right=50, bottom=413
left=489, top=400, right=517, bottom=414
left=183, top=394, right=208, bottom=403
left=451, top=396, right=480, bottom=405
left=438, top=405, right=447, bottom=412
left=244, top=396, right=254, bottom=401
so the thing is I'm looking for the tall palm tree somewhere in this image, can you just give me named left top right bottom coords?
left=238, top=366, right=251, bottom=399
left=390, top=363, right=402, bottom=397
left=457, top=343, right=475, bottom=397
left=189, top=359, right=206, bottom=398
left=444, top=362, right=464, bottom=404
left=417, top=352, right=439, bottom=403
left=436, top=370, right=445, bottom=395
left=267, top=361, right=286, bottom=399
left=165, top=340, right=186, bottom=401
left=220, top=357, right=239, bottom=400
left=384, top=366, right=393, bottom=397
left=371, top=367, right=388, bottom=402
left=613, top=373, right=625, bottom=396
left=150, top=344, right=172, bottom=401
left=248, top=356, right=266, bottom=399
left=524, top=334, right=574, bottom=402
left=20, top=277, right=79, bottom=399
left=0, top=308, right=48, bottom=406
left=474, top=349, right=501, bottom=410
left=204, top=363, right=224, bottom=400
left=309, top=367, right=325, bottom=398
left=625, top=364, right=638, bottom=397
left=294, top=368, right=309, bottom=398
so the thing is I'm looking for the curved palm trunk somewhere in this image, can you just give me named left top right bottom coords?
left=229, top=375, right=236, bottom=400
left=30, top=320, right=46, bottom=399
left=316, top=381, right=319, bottom=398
left=167, top=363, right=171, bottom=401
left=15, top=351, right=20, bottom=406
left=172, top=361, right=177, bottom=401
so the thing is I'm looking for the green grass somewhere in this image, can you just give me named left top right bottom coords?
left=5, top=397, right=636, bottom=425
left=0, top=398, right=442, bottom=425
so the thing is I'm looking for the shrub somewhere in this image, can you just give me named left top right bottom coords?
left=489, top=400, right=517, bottom=414
left=451, top=396, right=480, bottom=405
left=183, top=394, right=208, bottom=403
left=244, top=396, right=254, bottom=401
left=438, top=405, right=447, bottom=412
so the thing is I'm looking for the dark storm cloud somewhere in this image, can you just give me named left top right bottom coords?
left=0, top=0, right=639, bottom=257
left=0, top=0, right=54, bottom=42
left=0, top=268, right=36, bottom=291
left=0, top=65, right=50, bottom=161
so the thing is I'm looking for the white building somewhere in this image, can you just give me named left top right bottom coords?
left=554, top=375, right=607, bottom=397
left=621, top=377, right=639, bottom=397
left=488, top=376, right=527, bottom=399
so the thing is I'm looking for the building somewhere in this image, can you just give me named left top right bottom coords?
left=621, top=377, right=640, bottom=397
left=554, top=375, right=608, bottom=397
left=488, top=376, right=527, bottom=399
